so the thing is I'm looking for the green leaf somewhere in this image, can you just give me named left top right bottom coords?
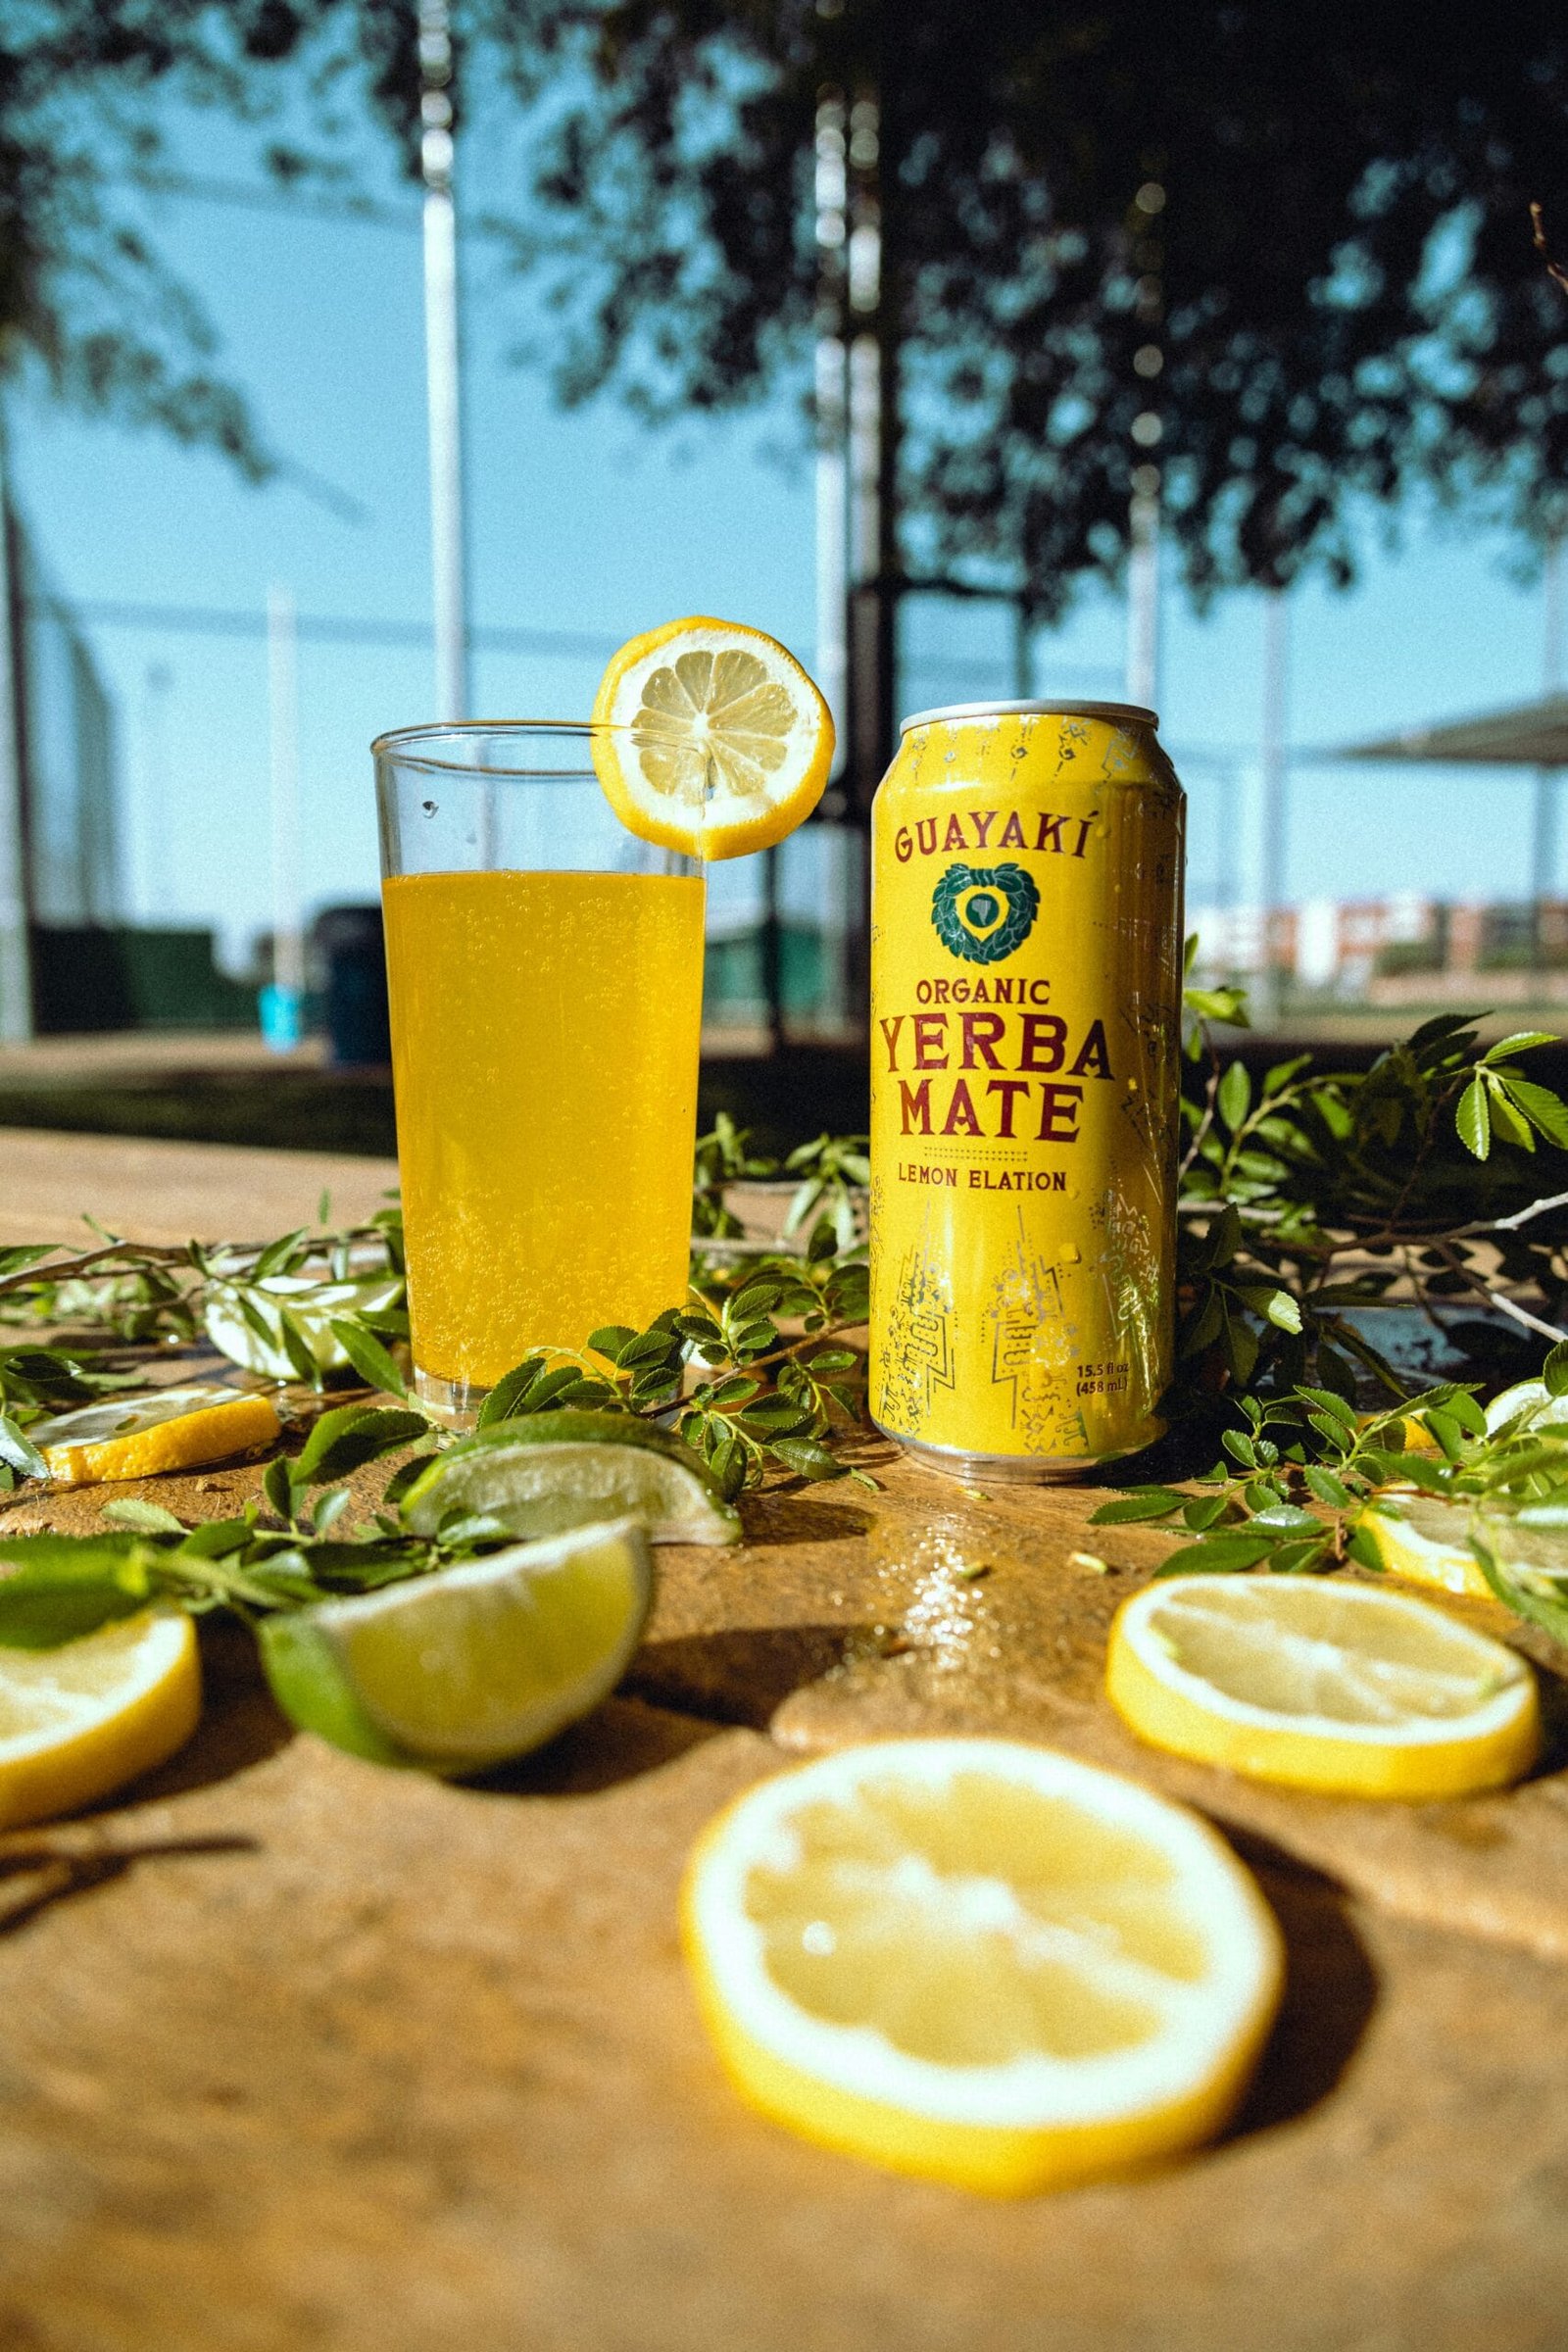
left=0, top=1246, right=54, bottom=1279
left=586, top=1325, right=638, bottom=1362
left=1294, top=1386, right=1357, bottom=1428
left=263, top=1454, right=297, bottom=1522
left=1217, top=1059, right=1251, bottom=1130
left=617, top=1328, right=682, bottom=1369
left=0, top=1534, right=153, bottom=1648
left=276, top=1307, right=323, bottom=1387
left=1265, top=1537, right=1334, bottom=1574
left=1484, top=1081, right=1536, bottom=1153
left=101, top=1497, right=187, bottom=1535
left=1088, top=1488, right=1186, bottom=1524
left=1495, top=1076, right=1568, bottom=1151
left=251, top=1227, right=309, bottom=1281
left=475, top=1357, right=549, bottom=1426
left=1544, top=1341, right=1568, bottom=1400
left=1481, top=1031, right=1559, bottom=1063
left=1249, top=1503, right=1322, bottom=1534
left=326, top=1318, right=410, bottom=1400
left=1303, top=1466, right=1353, bottom=1509
left=378, top=1453, right=434, bottom=1509
left=1456, top=1076, right=1491, bottom=1159
left=737, top=1397, right=815, bottom=1437
left=294, top=1405, right=428, bottom=1486
left=1233, top=1284, right=1303, bottom=1334
left=312, top=1487, right=353, bottom=1537
left=0, top=1414, right=47, bottom=1481
left=1168, top=1532, right=1279, bottom=1571
left=767, top=1436, right=847, bottom=1481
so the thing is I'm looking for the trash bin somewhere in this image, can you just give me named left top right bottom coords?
left=313, top=905, right=391, bottom=1068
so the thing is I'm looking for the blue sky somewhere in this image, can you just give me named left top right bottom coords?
left=6, top=95, right=1561, bottom=962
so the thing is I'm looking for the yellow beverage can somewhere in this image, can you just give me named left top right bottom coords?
left=868, top=699, right=1186, bottom=1481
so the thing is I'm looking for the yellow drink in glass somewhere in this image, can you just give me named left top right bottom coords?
left=383, top=869, right=705, bottom=1389
left=371, top=723, right=706, bottom=1417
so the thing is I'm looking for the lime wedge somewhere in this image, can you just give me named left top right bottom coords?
left=399, top=1410, right=742, bottom=1546
left=259, top=1517, right=653, bottom=1774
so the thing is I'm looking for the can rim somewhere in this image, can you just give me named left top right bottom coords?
left=899, top=697, right=1158, bottom=735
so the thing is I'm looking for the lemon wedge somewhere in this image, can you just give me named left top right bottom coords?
left=1362, top=1492, right=1568, bottom=1599
left=0, top=1610, right=199, bottom=1828
left=591, top=615, right=834, bottom=859
left=29, top=1386, right=281, bottom=1487
left=1106, top=1573, right=1539, bottom=1798
left=681, top=1738, right=1282, bottom=2195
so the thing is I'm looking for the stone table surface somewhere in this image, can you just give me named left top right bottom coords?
left=2, top=1130, right=1567, bottom=2352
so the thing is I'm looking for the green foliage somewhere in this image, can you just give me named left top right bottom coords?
left=485, top=4, right=1568, bottom=608
left=1091, top=1377, right=1568, bottom=1621
left=1104, top=958, right=1568, bottom=1648
left=1174, top=984, right=1568, bottom=1404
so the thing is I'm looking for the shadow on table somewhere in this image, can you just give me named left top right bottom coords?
left=473, top=1695, right=729, bottom=1798
left=118, top=1618, right=297, bottom=1807
left=626, top=1623, right=875, bottom=1732
left=1219, top=1827, right=1380, bottom=2144
left=0, top=1832, right=257, bottom=1936
left=737, top=1492, right=877, bottom=1550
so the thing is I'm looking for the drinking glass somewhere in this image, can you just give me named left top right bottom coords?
left=372, top=722, right=706, bottom=1419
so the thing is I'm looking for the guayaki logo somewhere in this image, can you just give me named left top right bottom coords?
left=930, top=861, right=1040, bottom=964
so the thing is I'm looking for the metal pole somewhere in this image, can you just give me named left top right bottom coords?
left=265, top=584, right=305, bottom=1050
left=1257, top=588, right=1291, bottom=1029
left=1125, top=482, right=1161, bottom=709
left=1126, top=177, right=1166, bottom=713
left=0, top=426, right=31, bottom=1041
left=139, top=662, right=172, bottom=922
left=814, top=91, right=849, bottom=776
left=420, top=0, right=470, bottom=722
left=1013, top=604, right=1033, bottom=701
left=1532, top=532, right=1564, bottom=972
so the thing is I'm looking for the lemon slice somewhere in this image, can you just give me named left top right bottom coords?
left=30, top=1386, right=282, bottom=1487
left=591, top=615, right=834, bottom=859
left=680, top=1738, right=1282, bottom=2196
left=1106, top=1573, right=1539, bottom=1798
left=260, top=1516, right=653, bottom=1774
left=1362, top=1493, right=1568, bottom=1599
left=0, top=1610, right=200, bottom=1828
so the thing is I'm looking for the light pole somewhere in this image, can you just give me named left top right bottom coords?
left=0, top=427, right=30, bottom=1042
left=263, top=584, right=306, bottom=1051
left=419, top=0, right=470, bottom=722
left=1532, top=531, right=1564, bottom=973
left=1256, top=587, right=1291, bottom=1029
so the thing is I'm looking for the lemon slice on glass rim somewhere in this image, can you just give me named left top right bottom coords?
left=591, top=616, right=835, bottom=859
left=681, top=1737, right=1282, bottom=2196
left=1106, top=1572, right=1540, bottom=1798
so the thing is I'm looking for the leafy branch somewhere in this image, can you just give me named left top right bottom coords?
left=1092, top=1345, right=1568, bottom=1638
